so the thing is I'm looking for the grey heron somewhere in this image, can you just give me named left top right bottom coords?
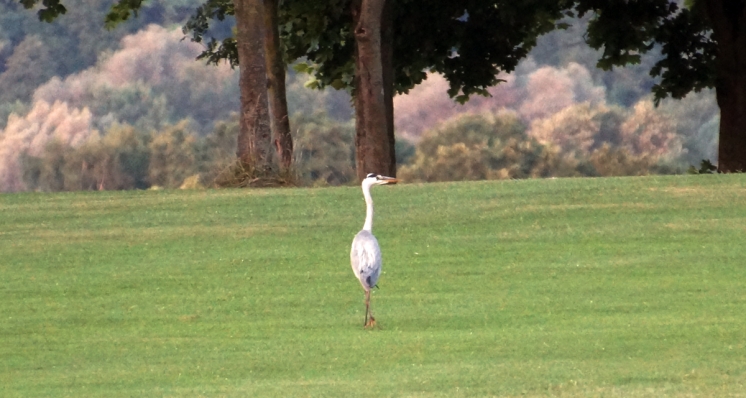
left=350, top=173, right=398, bottom=328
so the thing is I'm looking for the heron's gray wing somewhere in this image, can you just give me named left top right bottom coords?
left=350, top=230, right=382, bottom=289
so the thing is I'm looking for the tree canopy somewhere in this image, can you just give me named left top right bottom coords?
left=16, top=0, right=746, bottom=173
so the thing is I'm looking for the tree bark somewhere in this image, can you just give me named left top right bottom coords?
left=352, top=0, right=395, bottom=181
left=706, top=0, right=746, bottom=172
left=381, top=0, right=396, bottom=174
left=234, top=0, right=273, bottom=172
left=263, top=0, right=293, bottom=170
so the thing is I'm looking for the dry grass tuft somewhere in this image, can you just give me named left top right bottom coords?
left=212, top=160, right=297, bottom=188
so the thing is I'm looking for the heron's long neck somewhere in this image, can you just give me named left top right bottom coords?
left=362, top=185, right=374, bottom=232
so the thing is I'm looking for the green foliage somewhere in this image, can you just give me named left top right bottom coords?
left=104, top=0, right=144, bottom=28
left=650, top=4, right=717, bottom=104
left=285, top=69, right=353, bottom=122
left=20, top=140, right=66, bottom=191
left=182, top=0, right=569, bottom=102
left=83, top=83, right=172, bottom=133
left=21, top=124, right=151, bottom=191
left=658, top=91, right=719, bottom=165
left=21, top=24, right=242, bottom=135
left=66, top=124, right=150, bottom=190
left=3, top=176, right=746, bottom=396
left=182, top=0, right=237, bottom=66
left=8, top=0, right=213, bottom=78
left=194, top=116, right=239, bottom=184
left=576, top=0, right=717, bottom=103
left=0, top=35, right=56, bottom=104
left=147, top=122, right=199, bottom=189
left=292, top=112, right=356, bottom=186
left=20, top=120, right=220, bottom=191
left=20, top=0, right=67, bottom=22
left=400, top=103, right=688, bottom=183
left=0, top=101, right=29, bottom=130
left=5, top=0, right=724, bottom=189
left=588, top=144, right=657, bottom=177
left=16, top=110, right=367, bottom=191
left=687, top=159, right=718, bottom=174
left=577, top=1, right=675, bottom=69
left=399, top=112, right=579, bottom=182
left=394, top=138, right=415, bottom=166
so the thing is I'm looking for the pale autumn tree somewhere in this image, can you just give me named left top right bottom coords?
left=33, top=25, right=238, bottom=133
left=0, top=100, right=95, bottom=192
left=619, top=100, right=682, bottom=159
left=527, top=102, right=604, bottom=157
left=518, top=63, right=606, bottom=121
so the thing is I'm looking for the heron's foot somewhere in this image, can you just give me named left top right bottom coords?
left=364, top=316, right=376, bottom=329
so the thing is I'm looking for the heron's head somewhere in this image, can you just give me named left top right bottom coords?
left=363, top=173, right=399, bottom=187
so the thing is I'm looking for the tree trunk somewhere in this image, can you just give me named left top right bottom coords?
left=234, top=0, right=273, bottom=172
left=263, top=0, right=293, bottom=170
left=352, top=0, right=395, bottom=181
left=381, top=0, right=396, bottom=174
left=706, top=0, right=746, bottom=172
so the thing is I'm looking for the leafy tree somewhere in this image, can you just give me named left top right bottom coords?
left=618, top=100, right=681, bottom=158
left=659, top=92, right=719, bottom=165
left=588, top=144, right=660, bottom=177
left=113, top=0, right=292, bottom=176
left=179, top=0, right=574, bottom=180
left=63, top=125, right=150, bottom=190
left=0, top=35, right=56, bottom=104
left=31, top=25, right=240, bottom=135
left=17, top=0, right=283, bottom=182
left=147, top=121, right=199, bottom=188
left=572, top=0, right=744, bottom=172
left=292, top=112, right=356, bottom=186
left=0, top=101, right=28, bottom=130
left=527, top=101, right=683, bottom=170
left=8, top=0, right=199, bottom=81
left=20, top=140, right=66, bottom=191
left=23, top=0, right=742, bottom=175
left=283, top=0, right=744, bottom=173
left=401, top=104, right=685, bottom=183
left=528, top=102, right=602, bottom=157
left=0, top=100, right=95, bottom=192
left=194, top=115, right=240, bottom=184
left=399, top=111, right=580, bottom=182
left=20, top=123, right=149, bottom=191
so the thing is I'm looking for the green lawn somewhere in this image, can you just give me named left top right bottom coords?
left=2, top=175, right=746, bottom=397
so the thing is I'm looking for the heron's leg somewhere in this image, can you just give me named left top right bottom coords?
left=364, top=289, right=376, bottom=328
left=364, top=290, right=370, bottom=327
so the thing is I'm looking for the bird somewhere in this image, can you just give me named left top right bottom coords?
left=350, top=172, right=398, bottom=328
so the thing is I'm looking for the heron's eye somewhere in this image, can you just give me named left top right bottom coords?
left=366, top=173, right=376, bottom=179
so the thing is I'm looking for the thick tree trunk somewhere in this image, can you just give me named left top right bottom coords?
left=234, top=0, right=273, bottom=172
left=706, top=0, right=746, bottom=172
left=352, top=0, right=395, bottom=181
left=381, top=0, right=396, bottom=174
left=263, top=0, right=293, bottom=170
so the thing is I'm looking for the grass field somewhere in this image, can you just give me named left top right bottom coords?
left=2, top=175, right=746, bottom=397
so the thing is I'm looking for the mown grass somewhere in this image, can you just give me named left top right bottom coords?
left=2, top=175, right=746, bottom=397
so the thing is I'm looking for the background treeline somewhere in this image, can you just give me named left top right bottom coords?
left=0, top=1, right=718, bottom=191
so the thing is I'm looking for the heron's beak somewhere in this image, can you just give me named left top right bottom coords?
left=381, top=177, right=399, bottom=184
